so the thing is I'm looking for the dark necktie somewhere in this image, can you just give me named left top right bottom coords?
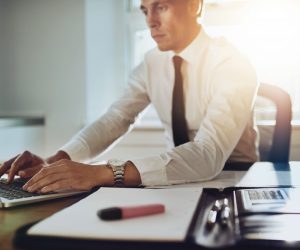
left=172, top=56, right=189, bottom=146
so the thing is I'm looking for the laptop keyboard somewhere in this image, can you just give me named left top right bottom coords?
left=0, top=178, right=41, bottom=200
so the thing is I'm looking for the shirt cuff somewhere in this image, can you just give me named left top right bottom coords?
left=131, top=155, right=169, bottom=186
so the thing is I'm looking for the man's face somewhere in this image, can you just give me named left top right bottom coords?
left=140, top=0, right=196, bottom=53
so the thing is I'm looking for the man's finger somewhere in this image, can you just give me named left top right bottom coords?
left=23, top=163, right=66, bottom=189
left=0, top=155, right=19, bottom=177
left=8, top=151, right=32, bottom=183
left=18, top=166, right=43, bottom=178
left=40, top=180, right=73, bottom=193
left=24, top=173, right=65, bottom=193
left=23, top=162, right=66, bottom=188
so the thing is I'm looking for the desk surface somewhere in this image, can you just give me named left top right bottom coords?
left=0, top=194, right=87, bottom=250
left=1, top=162, right=299, bottom=250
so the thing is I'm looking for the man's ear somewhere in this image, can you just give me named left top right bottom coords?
left=188, top=0, right=202, bottom=17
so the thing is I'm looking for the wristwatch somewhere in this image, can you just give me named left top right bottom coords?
left=107, top=159, right=127, bottom=187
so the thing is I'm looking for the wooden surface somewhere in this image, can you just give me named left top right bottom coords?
left=0, top=194, right=87, bottom=250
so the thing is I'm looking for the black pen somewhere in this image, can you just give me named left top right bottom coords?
left=220, top=198, right=230, bottom=226
left=206, top=200, right=221, bottom=229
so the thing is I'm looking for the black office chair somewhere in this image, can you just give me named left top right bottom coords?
left=256, top=83, right=292, bottom=162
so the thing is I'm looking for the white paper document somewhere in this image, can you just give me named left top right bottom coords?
left=28, top=187, right=203, bottom=242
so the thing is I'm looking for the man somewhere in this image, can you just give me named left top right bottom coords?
left=0, top=0, right=259, bottom=193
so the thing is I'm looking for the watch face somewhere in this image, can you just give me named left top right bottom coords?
left=108, top=159, right=126, bottom=167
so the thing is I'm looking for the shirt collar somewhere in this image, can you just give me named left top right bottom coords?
left=170, top=26, right=209, bottom=65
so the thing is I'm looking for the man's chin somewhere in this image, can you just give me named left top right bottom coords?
left=157, top=44, right=171, bottom=52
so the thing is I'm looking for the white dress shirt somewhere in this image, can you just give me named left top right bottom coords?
left=60, top=27, right=259, bottom=186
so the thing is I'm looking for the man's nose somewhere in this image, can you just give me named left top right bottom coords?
left=146, top=11, right=159, bottom=29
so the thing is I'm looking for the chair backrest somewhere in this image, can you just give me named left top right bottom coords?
left=257, top=83, right=292, bottom=162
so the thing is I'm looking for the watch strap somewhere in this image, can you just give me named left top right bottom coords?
left=107, top=159, right=126, bottom=187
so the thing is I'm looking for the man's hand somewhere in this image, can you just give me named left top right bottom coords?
left=0, top=151, right=47, bottom=183
left=1, top=150, right=141, bottom=192
left=0, top=150, right=70, bottom=183
left=22, top=159, right=113, bottom=193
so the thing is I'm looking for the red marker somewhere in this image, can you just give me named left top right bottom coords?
left=98, top=204, right=165, bottom=221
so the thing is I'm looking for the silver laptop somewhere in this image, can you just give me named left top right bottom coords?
left=0, top=174, right=85, bottom=208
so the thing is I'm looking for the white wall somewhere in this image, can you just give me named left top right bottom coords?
left=0, top=0, right=128, bottom=159
left=0, top=0, right=87, bottom=156
left=85, top=0, right=127, bottom=122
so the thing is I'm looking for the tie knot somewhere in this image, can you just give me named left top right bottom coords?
left=173, top=56, right=183, bottom=70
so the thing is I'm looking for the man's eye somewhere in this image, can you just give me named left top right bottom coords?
left=140, top=7, right=148, bottom=16
left=157, top=5, right=168, bottom=12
